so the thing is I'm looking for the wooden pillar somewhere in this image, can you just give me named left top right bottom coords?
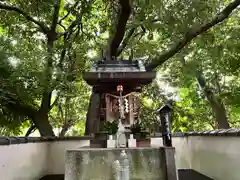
left=105, top=95, right=110, bottom=121
left=129, top=95, right=134, bottom=125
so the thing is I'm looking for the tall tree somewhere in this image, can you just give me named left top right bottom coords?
left=0, top=0, right=239, bottom=136
left=0, top=0, right=92, bottom=136
left=180, top=55, right=229, bottom=128
left=85, top=0, right=240, bottom=134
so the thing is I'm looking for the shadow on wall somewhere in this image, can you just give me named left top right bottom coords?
left=39, top=169, right=214, bottom=180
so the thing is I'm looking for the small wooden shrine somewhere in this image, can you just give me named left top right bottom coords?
left=83, top=59, right=156, bottom=132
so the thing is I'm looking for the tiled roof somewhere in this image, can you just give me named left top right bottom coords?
left=90, top=60, right=146, bottom=72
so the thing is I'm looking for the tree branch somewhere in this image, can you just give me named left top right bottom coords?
left=58, top=0, right=80, bottom=25
left=50, top=94, right=60, bottom=110
left=54, top=29, right=74, bottom=86
left=58, top=22, right=67, bottom=31
left=59, top=119, right=73, bottom=137
left=116, top=28, right=135, bottom=57
left=0, top=3, right=49, bottom=34
left=40, top=38, right=54, bottom=113
left=58, top=15, right=82, bottom=38
left=146, top=0, right=240, bottom=71
left=57, top=1, right=89, bottom=39
left=51, top=0, right=61, bottom=32
left=6, top=98, right=37, bottom=118
left=116, top=25, right=146, bottom=57
left=107, top=0, right=131, bottom=58
left=25, top=124, right=37, bottom=137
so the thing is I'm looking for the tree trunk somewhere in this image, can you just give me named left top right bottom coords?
left=180, top=55, right=229, bottom=129
left=59, top=124, right=70, bottom=137
left=25, top=124, right=37, bottom=137
left=197, top=74, right=230, bottom=129
left=85, top=89, right=101, bottom=135
left=203, top=89, right=230, bottom=129
left=84, top=0, right=132, bottom=135
left=33, top=113, right=55, bottom=136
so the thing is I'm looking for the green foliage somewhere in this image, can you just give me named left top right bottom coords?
left=0, top=0, right=239, bottom=135
left=65, top=119, right=86, bottom=136
left=130, top=122, right=142, bottom=134
left=103, top=121, right=118, bottom=135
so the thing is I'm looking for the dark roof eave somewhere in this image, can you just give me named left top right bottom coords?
left=83, top=71, right=156, bottom=86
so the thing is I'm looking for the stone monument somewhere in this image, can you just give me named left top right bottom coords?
left=119, top=150, right=130, bottom=180
left=116, top=119, right=127, bottom=148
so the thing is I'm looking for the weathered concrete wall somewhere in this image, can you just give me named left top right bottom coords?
left=151, top=130, right=240, bottom=180
left=151, top=137, right=191, bottom=169
left=0, top=142, right=49, bottom=180
left=65, top=148, right=166, bottom=180
left=48, top=140, right=90, bottom=174
left=2, top=130, right=240, bottom=180
left=173, top=137, right=192, bottom=170
left=0, top=137, right=91, bottom=180
left=186, top=136, right=240, bottom=180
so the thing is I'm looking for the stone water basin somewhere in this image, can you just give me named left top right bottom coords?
left=64, top=147, right=166, bottom=180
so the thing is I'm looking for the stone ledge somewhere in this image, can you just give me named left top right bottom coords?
left=0, top=136, right=93, bottom=146
left=149, top=128, right=240, bottom=137
left=182, top=128, right=240, bottom=137
left=1, top=128, right=239, bottom=146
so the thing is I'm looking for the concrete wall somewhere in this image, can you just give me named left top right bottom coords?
left=0, top=138, right=90, bottom=180
left=184, top=136, right=240, bottom=180
left=150, top=137, right=191, bottom=169
left=48, top=140, right=90, bottom=174
left=1, top=132, right=240, bottom=180
left=151, top=133, right=240, bottom=180
left=0, top=142, right=50, bottom=180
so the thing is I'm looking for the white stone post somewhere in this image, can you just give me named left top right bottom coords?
left=128, top=134, right=136, bottom=148
left=107, top=135, right=116, bottom=148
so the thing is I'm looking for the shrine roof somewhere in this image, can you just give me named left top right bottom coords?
left=83, top=59, right=156, bottom=90
left=90, top=59, right=146, bottom=72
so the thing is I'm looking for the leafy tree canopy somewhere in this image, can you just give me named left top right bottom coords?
left=0, top=0, right=239, bottom=136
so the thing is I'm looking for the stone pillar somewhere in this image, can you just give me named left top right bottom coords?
left=160, top=147, right=178, bottom=180
left=64, top=150, right=80, bottom=180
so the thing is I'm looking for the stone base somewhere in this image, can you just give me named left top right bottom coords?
left=65, top=148, right=163, bottom=180
left=128, top=139, right=137, bottom=148
left=107, top=139, right=116, bottom=148
left=64, top=147, right=178, bottom=180
left=150, top=137, right=163, bottom=147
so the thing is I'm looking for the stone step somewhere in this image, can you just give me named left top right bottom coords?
left=40, top=169, right=213, bottom=180
left=178, top=169, right=214, bottom=180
